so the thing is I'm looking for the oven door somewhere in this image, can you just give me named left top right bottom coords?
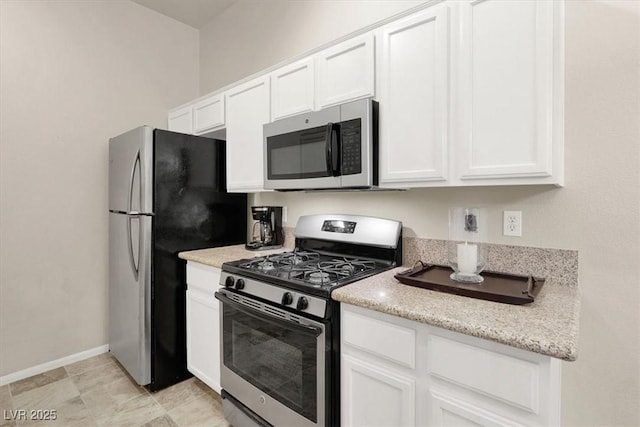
left=264, top=105, right=341, bottom=190
left=216, top=289, right=327, bottom=427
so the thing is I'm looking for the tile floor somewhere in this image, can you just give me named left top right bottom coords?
left=0, top=353, right=230, bottom=426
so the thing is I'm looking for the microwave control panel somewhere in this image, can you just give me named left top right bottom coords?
left=340, top=119, right=362, bottom=175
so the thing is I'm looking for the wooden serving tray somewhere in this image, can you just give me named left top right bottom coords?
left=394, top=262, right=545, bottom=305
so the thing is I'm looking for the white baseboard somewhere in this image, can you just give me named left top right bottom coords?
left=0, top=344, right=109, bottom=386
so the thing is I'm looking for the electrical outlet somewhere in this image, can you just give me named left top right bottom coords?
left=503, top=210, right=522, bottom=237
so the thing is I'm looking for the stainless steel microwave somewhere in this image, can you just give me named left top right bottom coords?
left=263, top=98, right=378, bottom=191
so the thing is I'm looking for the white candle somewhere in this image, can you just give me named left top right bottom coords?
left=457, top=242, right=478, bottom=275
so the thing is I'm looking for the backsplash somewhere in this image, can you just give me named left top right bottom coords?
left=282, top=226, right=578, bottom=286
left=403, top=237, right=578, bottom=287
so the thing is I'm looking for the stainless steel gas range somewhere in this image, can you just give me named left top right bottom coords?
left=216, top=214, right=403, bottom=427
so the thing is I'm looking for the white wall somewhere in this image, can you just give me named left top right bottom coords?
left=0, top=1, right=199, bottom=377
left=200, top=1, right=640, bottom=425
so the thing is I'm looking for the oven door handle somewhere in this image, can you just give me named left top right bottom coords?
left=215, top=291, right=323, bottom=337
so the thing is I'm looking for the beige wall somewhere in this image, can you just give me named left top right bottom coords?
left=0, top=1, right=199, bottom=376
left=201, top=1, right=640, bottom=425
left=200, top=0, right=426, bottom=92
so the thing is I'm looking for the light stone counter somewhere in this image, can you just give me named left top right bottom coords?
left=332, top=238, right=581, bottom=361
left=178, top=244, right=293, bottom=268
left=178, top=227, right=295, bottom=268
left=179, top=236, right=580, bottom=361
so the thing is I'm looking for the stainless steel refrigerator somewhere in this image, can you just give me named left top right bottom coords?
left=108, top=126, right=247, bottom=391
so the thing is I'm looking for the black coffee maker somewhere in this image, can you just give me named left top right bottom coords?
left=246, top=206, right=284, bottom=250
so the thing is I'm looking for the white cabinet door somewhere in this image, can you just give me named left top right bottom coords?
left=186, top=262, right=222, bottom=393
left=378, top=6, right=450, bottom=188
left=341, top=303, right=562, bottom=427
left=342, top=354, right=416, bottom=427
left=186, top=289, right=221, bottom=393
left=193, top=93, right=225, bottom=134
left=168, top=105, right=193, bottom=134
left=428, top=390, right=525, bottom=427
left=225, top=75, right=270, bottom=192
left=270, top=57, right=315, bottom=121
left=316, top=33, right=375, bottom=109
left=455, top=0, right=561, bottom=183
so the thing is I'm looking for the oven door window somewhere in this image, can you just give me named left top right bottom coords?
left=267, top=125, right=332, bottom=180
left=222, top=302, right=320, bottom=422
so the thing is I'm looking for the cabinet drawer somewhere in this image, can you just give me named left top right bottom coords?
left=343, top=308, right=415, bottom=368
left=186, top=262, right=221, bottom=294
left=427, top=335, right=540, bottom=413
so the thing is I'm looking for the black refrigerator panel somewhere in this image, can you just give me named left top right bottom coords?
left=149, top=129, right=247, bottom=391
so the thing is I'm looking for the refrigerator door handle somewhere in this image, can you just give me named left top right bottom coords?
left=126, top=150, right=142, bottom=281
left=126, top=215, right=139, bottom=281
left=128, top=150, right=140, bottom=213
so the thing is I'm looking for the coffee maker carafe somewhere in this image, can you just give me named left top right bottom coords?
left=246, top=206, right=284, bottom=250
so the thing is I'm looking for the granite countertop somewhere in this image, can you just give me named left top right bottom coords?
left=331, top=266, right=580, bottom=361
left=178, top=244, right=294, bottom=268
left=180, top=237, right=580, bottom=362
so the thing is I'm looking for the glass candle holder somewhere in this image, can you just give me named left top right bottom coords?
left=448, top=207, right=487, bottom=283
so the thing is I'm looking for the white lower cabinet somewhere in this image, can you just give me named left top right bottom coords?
left=185, top=262, right=222, bottom=393
left=341, top=304, right=561, bottom=427
left=428, top=390, right=525, bottom=427
left=342, top=354, right=416, bottom=427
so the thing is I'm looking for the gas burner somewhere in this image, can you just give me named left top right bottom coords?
left=257, top=261, right=275, bottom=272
left=308, top=271, right=331, bottom=284
left=241, top=257, right=279, bottom=272
left=276, top=251, right=320, bottom=266
left=319, top=258, right=377, bottom=275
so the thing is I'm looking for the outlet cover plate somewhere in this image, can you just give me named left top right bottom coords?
left=503, top=210, right=522, bottom=237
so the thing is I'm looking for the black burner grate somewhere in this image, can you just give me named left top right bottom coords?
left=237, top=251, right=379, bottom=287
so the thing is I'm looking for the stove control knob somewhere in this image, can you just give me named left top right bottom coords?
left=296, top=296, right=309, bottom=311
left=235, top=279, right=245, bottom=290
left=281, top=292, right=293, bottom=306
left=225, top=276, right=235, bottom=288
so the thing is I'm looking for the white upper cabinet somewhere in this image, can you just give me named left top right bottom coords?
left=167, top=0, right=564, bottom=189
left=270, top=57, right=315, bottom=121
left=455, top=0, right=563, bottom=184
left=378, top=5, right=451, bottom=188
left=167, top=92, right=225, bottom=135
left=225, top=75, right=270, bottom=192
left=193, top=93, right=225, bottom=134
left=316, top=33, right=375, bottom=109
left=167, top=105, right=193, bottom=134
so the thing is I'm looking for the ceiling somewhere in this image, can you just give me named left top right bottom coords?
left=131, top=0, right=237, bottom=29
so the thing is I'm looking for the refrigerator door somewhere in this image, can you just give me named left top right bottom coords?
left=148, top=130, right=247, bottom=390
left=109, top=126, right=153, bottom=214
left=109, top=211, right=152, bottom=385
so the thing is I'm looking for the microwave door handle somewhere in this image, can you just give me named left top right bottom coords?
left=331, top=123, right=340, bottom=175
left=325, top=123, right=334, bottom=176
left=324, top=123, right=340, bottom=176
